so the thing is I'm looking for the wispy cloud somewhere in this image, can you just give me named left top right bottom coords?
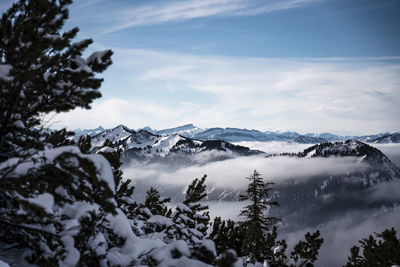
left=98, top=0, right=318, bottom=33
left=53, top=48, right=400, bottom=134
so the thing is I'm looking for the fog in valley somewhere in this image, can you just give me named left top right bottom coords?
left=122, top=141, right=400, bottom=266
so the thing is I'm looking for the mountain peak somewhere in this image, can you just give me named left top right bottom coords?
left=155, top=123, right=201, bottom=136
left=299, top=140, right=396, bottom=166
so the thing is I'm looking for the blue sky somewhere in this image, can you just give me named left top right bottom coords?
left=2, top=0, right=400, bottom=134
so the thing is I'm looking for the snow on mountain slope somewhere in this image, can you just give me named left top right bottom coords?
left=356, top=132, right=391, bottom=142
left=91, top=124, right=135, bottom=148
left=155, top=124, right=203, bottom=138
left=74, top=124, right=400, bottom=144
left=90, top=125, right=263, bottom=164
left=369, top=132, right=400, bottom=143
left=72, top=126, right=104, bottom=141
left=299, top=140, right=398, bottom=169
left=193, top=127, right=327, bottom=143
left=269, top=140, right=400, bottom=230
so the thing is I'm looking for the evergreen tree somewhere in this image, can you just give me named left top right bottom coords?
left=239, top=170, right=280, bottom=263
left=0, top=0, right=112, bottom=161
left=164, top=175, right=216, bottom=264
left=209, top=216, right=245, bottom=256
left=95, top=138, right=138, bottom=220
left=267, top=226, right=288, bottom=267
left=167, top=175, right=210, bottom=243
left=0, top=0, right=116, bottom=265
left=144, top=186, right=171, bottom=217
left=183, top=175, right=210, bottom=235
left=78, top=135, right=92, bottom=154
left=345, top=227, right=400, bottom=267
left=46, top=128, right=75, bottom=147
left=290, top=230, right=323, bottom=267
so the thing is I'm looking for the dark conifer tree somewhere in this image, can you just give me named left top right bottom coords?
left=0, top=0, right=112, bottom=161
left=239, top=170, right=280, bottom=263
left=78, top=135, right=92, bottom=154
left=290, top=230, right=323, bottom=267
left=0, top=0, right=114, bottom=265
left=46, top=128, right=75, bottom=147
left=345, top=227, right=400, bottom=267
left=182, top=175, right=210, bottom=236
left=209, top=216, right=245, bottom=256
left=167, top=175, right=210, bottom=242
left=144, top=187, right=171, bottom=216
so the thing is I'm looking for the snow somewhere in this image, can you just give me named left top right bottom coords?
left=148, top=215, right=173, bottom=226
left=150, top=240, right=191, bottom=262
left=43, top=33, right=60, bottom=40
left=142, top=207, right=153, bottom=217
left=60, top=236, right=80, bottom=267
left=306, top=149, right=316, bottom=158
left=87, top=50, right=111, bottom=64
left=0, top=146, right=80, bottom=177
left=157, top=256, right=212, bottom=267
left=80, top=153, right=115, bottom=193
left=96, top=146, right=116, bottom=153
left=62, top=201, right=99, bottom=219
left=67, top=56, right=92, bottom=73
left=176, top=203, right=191, bottom=213
left=0, top=64, right=12, bottom=81
left=199, top=239, right=216, bottom=256
left=1, top=145, right=116, bottom=194
left=0, top=260, right=9, bottom=267
left=27, top=193, right=54, bottom=214
left=273, top=245, right=283, bottom=254
left=12, top=120, right=24, bottom=129
left=106, top=209, right=138, bottom=241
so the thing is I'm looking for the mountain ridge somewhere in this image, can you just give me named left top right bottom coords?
left=72, top=124, right=399, bottom=144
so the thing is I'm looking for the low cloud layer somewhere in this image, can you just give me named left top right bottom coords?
left=233, top=141, right=311, bottom=154
left=123, top=155, right=368, bottom=192
left=121, top=141, right=400, bottom=266
left=371, top=143, right=400, bottom=166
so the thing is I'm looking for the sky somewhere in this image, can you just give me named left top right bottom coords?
left=2, top=0, right=400, bottom=135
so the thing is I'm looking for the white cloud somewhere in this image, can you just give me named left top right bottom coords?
left=122, top=155, right=368, bottom=190
left=370, top=143, right=400, bottom=166
left=99, top=0, right=318, bottom=33
left=54, top=48, right=400, bottom=134
left=233, top=141, right=311, bottom=154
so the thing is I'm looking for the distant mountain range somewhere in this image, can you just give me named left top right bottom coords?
left=84, top=125, right=262, bottom=165
left=73, top=124, right=400, bottom=144
left=74, top=124, right=400, bottom=235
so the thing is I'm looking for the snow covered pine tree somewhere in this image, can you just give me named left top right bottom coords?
left=0, top=1, right=226, bottom=266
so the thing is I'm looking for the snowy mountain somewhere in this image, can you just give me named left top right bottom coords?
left=73, top=125, right=105, bottom=140
left=271, top=140, right=400, bottom=229
left=73, top=124, right=400, bottom=144
left=155, top=123, right=203, bottom=138
left=369, top=132, right=400, bottom=143
left=90, top=125, right=263, bottom=165
left=154, top=126, right=328, bottom=143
